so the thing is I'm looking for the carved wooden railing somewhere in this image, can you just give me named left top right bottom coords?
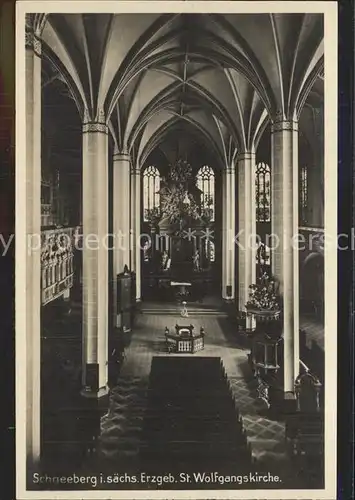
left=296, top=359, right=323, bottom=411
left=41, top=226, right=81, bottom=306
left=251, top=350, right=323, bottom=411
left=285, top=360, right=324, bottom=460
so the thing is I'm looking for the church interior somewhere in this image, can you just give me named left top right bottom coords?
left=24, top=12, right=325, bottom=490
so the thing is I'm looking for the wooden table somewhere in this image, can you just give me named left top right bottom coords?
left=170, top=281, right=192, bottom=299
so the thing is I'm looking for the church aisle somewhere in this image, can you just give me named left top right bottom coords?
left=119, top=313, right=248, bottom=379
left=99, top=311, right=302, bottom=486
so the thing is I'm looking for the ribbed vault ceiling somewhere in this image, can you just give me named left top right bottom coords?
left=36, top=12, right=324, bottom=169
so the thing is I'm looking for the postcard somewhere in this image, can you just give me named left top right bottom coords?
left=16, top=1, right=337, bottom=498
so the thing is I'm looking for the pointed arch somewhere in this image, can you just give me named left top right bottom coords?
left=196, top=164, right=215, bottom=222
left=142, top=165, right=161, bottom=221
left=255, top=162, right=271, bottom=222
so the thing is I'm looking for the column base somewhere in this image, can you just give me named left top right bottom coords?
left=117, top=311, right=132, bottom=333
left=266, top=389, right=297, bottom=416
left=251, top=367, right=297, bottom=416
left=82, top=363, right=109, bottom=394
left=78, top=388, right=110, bottom=456
left=281, top=391, right=298, bottom=414
left=80, top=386, right=109, bottom=418
left=27, top=456, right=42, bottom=489
left=222, top=297, right=235, bottom=305
left=132, top=298, right=141, bottom=316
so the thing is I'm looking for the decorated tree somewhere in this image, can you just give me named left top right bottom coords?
left=246, top=272, right=281, bottom=311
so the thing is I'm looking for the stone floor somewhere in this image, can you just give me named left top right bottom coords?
left=300, top=314, right=325, bottom=351
left=40, top=296, right=324, bottom=488
left=99, top=310, right=300, bottom=485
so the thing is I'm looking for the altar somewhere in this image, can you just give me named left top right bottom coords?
left=142, top=158, right=216, bottom=301
left=165, top=324, right=205, bottom=354
left=170, top=281, right=191, bottom=299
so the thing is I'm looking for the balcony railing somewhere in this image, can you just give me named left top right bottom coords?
left=41, top=226, right=81, bottom=306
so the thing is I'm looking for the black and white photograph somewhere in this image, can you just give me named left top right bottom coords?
left=16, top=1, right=338, bottom=498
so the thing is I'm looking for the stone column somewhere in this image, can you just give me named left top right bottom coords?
left=221, top=164, right=236, bottom=300
left=112, top=151, right=131, bottom=325
left=25, top=23, right=42, bottom=469
left=130, top=168, right=136, bottom=273
left=271, top=119, right=300, bottom=395
left=221, top=174, right=226, bottom=296
left=130, top=165, right=142, bottom=301
left=81, top=118, right=109, bottom=397
left=237, top=152, right=257, bottom=312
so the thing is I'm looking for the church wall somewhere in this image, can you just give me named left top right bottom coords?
left=297, top=106, right=324, bottom=317
left=299, top=105, right=324, bottom=229
left=298, top=228, right=324, bottom=319
left=214, top=168, right=223, bottom=289
left=305, top=164, right=324, bottom=229
left=40, top=123, right=82, bottom=229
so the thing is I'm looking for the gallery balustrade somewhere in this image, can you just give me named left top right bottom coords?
left=41, top=226, right=81, bottom=305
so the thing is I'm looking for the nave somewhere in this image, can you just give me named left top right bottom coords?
left=21, top=9, right=331, bottom=493
left=39, top=299, right=324, bottom=491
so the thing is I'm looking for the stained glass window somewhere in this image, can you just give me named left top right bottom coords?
left=143, top=165, right=160, bottom=221
left=300, top=165, right=308, bottom=225
left=256, top=162, right=271, bottom=222
left=197, top=165, right=215, bottom=222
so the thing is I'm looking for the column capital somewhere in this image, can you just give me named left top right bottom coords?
left=271, top=119, right=298, bottom=133
left=25, top=13, right=46, bottom=56
left=236, top=152, right=256, bottom=162
left=130, top=166, right=140, bottom=175
left=82, top=121, right=108, bottom=134
left=25, top=30, right=42, bottom=56
left=82, top=122, right=108, bottom=134
left=224, top=164, right=236, bottom=175
left=82, top=108, right=108, bottom=134
left=113, top=151, right=131, bottom=162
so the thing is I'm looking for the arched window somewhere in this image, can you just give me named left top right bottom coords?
left=196, top=165, right=215, bottom=222
left=300, top=165, right=308, bottom=225
left=256, top=162, right=271, bottom=222
left=143, top=165, right=160, bottom=221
